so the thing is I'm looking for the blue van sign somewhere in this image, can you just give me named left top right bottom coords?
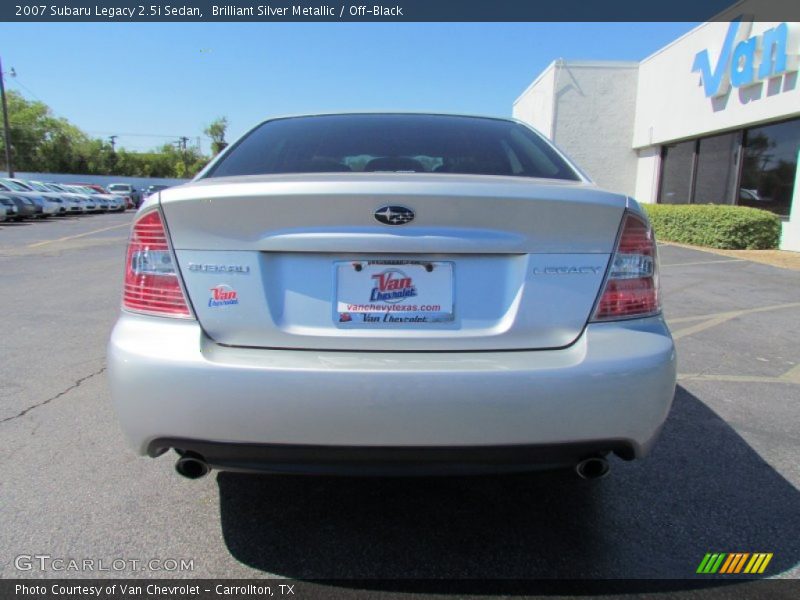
left=692, top=20, right=798, bottom=98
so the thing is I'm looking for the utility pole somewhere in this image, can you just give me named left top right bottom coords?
left=177, top=136, right=190, bottom=177
left=109, top=135, right=117, bottom=151
left=0, top=56, right=14, bottom=177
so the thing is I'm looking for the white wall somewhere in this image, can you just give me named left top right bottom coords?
left=780, top=148, right=800, bottom=251
left=513, top=63, right=556, bottom=138
left=634, top=147, right=661, bottom=204
left=514, top=61, right=640, bottom=196
left=550, top=62, right=640, bottom=196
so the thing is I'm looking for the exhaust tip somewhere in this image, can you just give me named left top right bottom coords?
left=575, top=456, right=610, bottom=480
left=175, top=453, right=210, bottom=479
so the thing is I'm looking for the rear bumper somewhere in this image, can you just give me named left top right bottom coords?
left=108, top=314, right=676, bottom=472
left=154, top=439, right=636, bottom=475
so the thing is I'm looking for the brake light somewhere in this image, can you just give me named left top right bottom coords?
left=592, top=212, right=660, bottom=321
left=123, top=210, right=192, bottom=318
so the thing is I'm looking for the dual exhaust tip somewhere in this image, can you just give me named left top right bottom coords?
left=174, top=452, right=610, bottom=480
left=574, top=456, right=610, bottom=480
left=175, top=453, right=210, bottom=479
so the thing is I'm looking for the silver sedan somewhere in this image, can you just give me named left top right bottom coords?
left=108, top=113, right=676, bottom=481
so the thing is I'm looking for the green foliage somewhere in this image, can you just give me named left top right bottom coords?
left=204, top=117, right=228, bottom=155
left=0, top=90, right=212, bottom=178
left=643, top=204, right=782, bottom=250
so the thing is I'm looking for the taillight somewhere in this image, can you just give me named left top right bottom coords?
left=592, top=212, right=660, bottom=321
left=123, top=210, right=192, bottom=318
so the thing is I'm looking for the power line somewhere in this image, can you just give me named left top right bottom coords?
left=86, top=130, right=190, bottom=139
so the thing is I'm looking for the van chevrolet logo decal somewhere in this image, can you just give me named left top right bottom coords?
left=374, top=205, right=414, bottom=225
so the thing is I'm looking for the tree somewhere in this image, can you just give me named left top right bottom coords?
left=204, top=117, right=228, bottom=155
left=0, top=90, right=212, bottom=178
left=0, top=90, right=90, bottom=173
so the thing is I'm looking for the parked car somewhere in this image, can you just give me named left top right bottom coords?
left=108, top=183, right=142, bottom=207
left=0, top=179, right=52, bottom=216
left=73, top=185, right=126, bottom=212
left=67, top=186, right=109, bottom=212
left=70, top=182, right=107, bottom=194
left=23, top=180, right=82, bottom=214
left=144, top=184, right=170, bottom=198
left=29, top=196, right=60, bottom=218
left=46, top=183, right=96, bottom=213
left=8, top=178, right=70, bottom=210
left=0, top=195, right=20, bottom=220
left=45, top=186, right=86, bottom=214
left=62, top=185, right=104, bottom=212
left=7, top=195, right=38, bottom=220
left=76, top=182, right=133, bottom=209
left=108, top=113, right=676, bottom=482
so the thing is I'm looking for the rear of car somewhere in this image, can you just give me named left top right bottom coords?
left=108, top=183, right=141, bottom=208
left=108, top=114, right=675, bottom=479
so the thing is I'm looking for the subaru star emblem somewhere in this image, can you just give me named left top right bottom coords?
left=374, top=205, right=415, bottom=225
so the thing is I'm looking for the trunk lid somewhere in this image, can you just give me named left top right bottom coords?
left=161, top=174, right=628, bottom=351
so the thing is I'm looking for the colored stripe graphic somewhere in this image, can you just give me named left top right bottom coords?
left=743, top=553, right=774, bottom=574
left=698, top=552, right=773, bottom=574
left=697, top=553, right=727, bottom=573
left=720, top=553, right=749, bottom=573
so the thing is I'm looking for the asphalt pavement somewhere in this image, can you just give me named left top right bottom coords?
left=1, top=213, right=799, bottom=584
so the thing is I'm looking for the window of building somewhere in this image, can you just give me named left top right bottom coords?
left=657, top=118, right=799, bottom=218
left=658, top=140, right=694, bottom=205
left=739, top=119, right=800, bottom=217
left=694, top=132, right=739, bottom=205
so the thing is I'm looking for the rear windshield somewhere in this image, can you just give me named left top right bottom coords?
left=204, top=114, right=580, bottom=181
left=108, top=184, right=131, bottom=191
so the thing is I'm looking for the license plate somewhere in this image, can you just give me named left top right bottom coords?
left=335, top=260, right=454, bottom=326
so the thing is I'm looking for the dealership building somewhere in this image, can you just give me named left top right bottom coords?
left=513, top=7, right=800, bottom=250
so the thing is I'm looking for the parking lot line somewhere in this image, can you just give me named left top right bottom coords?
left=678, top=373, right=799, bottom=386
left=669, top=302, right=800, bottom=340
left=781, top=363, right=800, bottom=384
left=661, top=258, right=745, bottom=267
left=27, top=222, right=131, bottom=248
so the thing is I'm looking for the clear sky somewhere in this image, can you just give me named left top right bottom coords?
left=0, top=22, right=697, bottom=153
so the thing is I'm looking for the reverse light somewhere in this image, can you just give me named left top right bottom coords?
left=592, top=212, right=660, bottom=321
left=122, top=210, right=192, bottom=318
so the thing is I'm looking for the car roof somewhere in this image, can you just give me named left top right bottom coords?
left=251, top=112, right=519, bottom=129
